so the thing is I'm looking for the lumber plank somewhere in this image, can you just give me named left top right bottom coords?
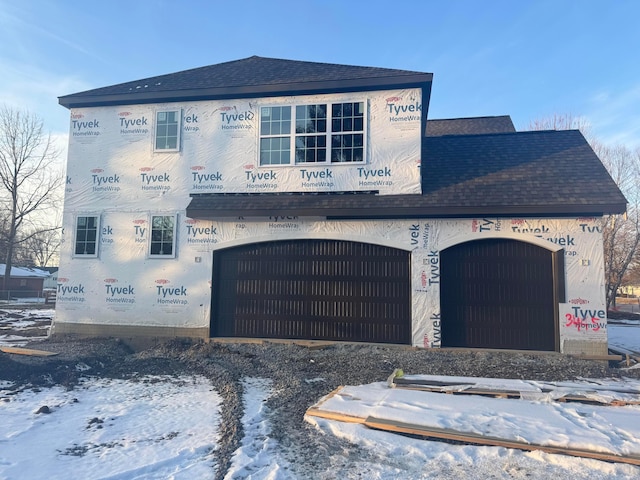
left=305, top=408, right=366, bottom=424
left=363, top=416, right=640, bottom=466
left=394, top=376, right=640, bottom=396
left=393, top=383, right=640, bottom=406
left=307, top=386, right=345, bottom=410
left=0, top=346, right=59, bottom=356
left=395, top=383, right=519, bottom=397
left=394, top=378, right=472, bottom=387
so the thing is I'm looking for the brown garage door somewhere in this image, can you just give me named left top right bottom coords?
left=440, top=239, right=559, bottom=351
left=211, top=239, right=411, bottom=344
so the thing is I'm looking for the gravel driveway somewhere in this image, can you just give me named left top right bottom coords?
left=2, top=333, right=638, bottom=479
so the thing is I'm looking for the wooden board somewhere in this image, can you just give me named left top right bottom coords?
left=392, top=383, right=640, bottom=406
left=364, top=416, right=640, bottom=466
left=305, top=408, right=366, bottom=424
left=0, top=346, right=59, bottom=356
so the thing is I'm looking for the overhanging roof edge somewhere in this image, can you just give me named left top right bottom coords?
left=59, top=75, right=433, bottom=109
left=186, top=200, right=626, bottom=220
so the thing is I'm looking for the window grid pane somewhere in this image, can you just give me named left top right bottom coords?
left=330, top=102, right=364, bottom=163
left=150, top=215, right=175, bottom=256
left=260, top=107, right=292, bottom=165
left=155, top=111, right=180, bottom=150
left=75, top=216, right=98, bottom=255
left=295, top=104, right=327, bottom=164
left=295, top=135, right=327, bottom=164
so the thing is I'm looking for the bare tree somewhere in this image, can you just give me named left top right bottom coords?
left=623, top=262, right=640, bottom=291
left=599, top=144, right=640, bottom=308
left=527, top=114, right=593, bottom=139
left=0, top=105, right=63, bottom=288
left=21, top=228, right=61, bottom=267
left=526, top=115, right=640, bottom=309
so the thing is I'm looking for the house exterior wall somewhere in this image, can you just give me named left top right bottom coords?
left=56, top=209, right=608, bottom=354
left=57, top=88, right=609, bottom=354
left=43, top=271, right=58, bottom=290
left=65, top=88, right=422, bottom=204
left=0, top=277, right=45, bottom=293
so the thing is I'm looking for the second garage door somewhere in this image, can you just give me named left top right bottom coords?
left=440, top=238, right=559, bottom=351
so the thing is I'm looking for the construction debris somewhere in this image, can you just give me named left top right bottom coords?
left=305, top=374, right=640, bottom=465
left=0, top=346, right=59, bottom=357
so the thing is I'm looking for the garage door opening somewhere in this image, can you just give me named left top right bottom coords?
left=211, top=239, right=411, bottom=344
left=440, top=238, right=563, bottom=351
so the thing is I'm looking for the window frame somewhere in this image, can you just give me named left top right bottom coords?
left=73, top=214, right=101, bottom=258
left=148, top=213, right=178, bottom=259
left=154, top=109, right=182, bottom=152
left=258, top=100, right=367, bottom=167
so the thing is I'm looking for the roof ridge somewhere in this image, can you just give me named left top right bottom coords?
left=428, top=115, right=512, bottom=121
left=429, top=129, right=584, bottom=139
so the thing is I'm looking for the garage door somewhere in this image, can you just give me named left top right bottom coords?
left=440, top=239, right=559, bottom=351
left=211, top=239, right=411, bottom=344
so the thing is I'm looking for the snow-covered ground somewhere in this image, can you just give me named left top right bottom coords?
left=1, top=309, right=640, bottom=479
left=608, top=318, right=640, bottom=355
left=0, top=376, right=221, bottom=479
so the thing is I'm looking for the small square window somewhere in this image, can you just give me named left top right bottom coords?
left=155, top=110, right=181, bottom=151
left=149, top=214, right=177, bottom=258
left=74, top=215, right=100, bottom=257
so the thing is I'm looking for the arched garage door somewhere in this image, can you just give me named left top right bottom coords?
left=440, top=238, right=561, bottom=351
left=211, top=239, right=411, bottom=344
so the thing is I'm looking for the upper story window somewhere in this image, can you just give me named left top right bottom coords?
left=259, top=101, right=365, bottom=166
left=155, top=110, right=181, bottom=151
left=149, top=214, right=177, bottom=258
left=331, top=102, right=364, bottom=163
left=74, top=215, right=100, bottom=257
left=259, top=106, right=291, bottom=166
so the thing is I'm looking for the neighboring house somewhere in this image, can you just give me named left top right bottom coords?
left=39, top=267, right=59, bottom=290
left=0, top=264, right=49, bottom=296
left=56, top=56, right=626, bottom=355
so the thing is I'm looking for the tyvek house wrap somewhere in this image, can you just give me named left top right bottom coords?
left=64, top=88, right=423, bottom=206
left=57, top=86, right=607, bottom=352
left=56, top=211, right=607, bottom=353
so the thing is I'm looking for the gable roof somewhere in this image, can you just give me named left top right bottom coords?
left=186, top=129, right=627, bottom=219
left=426, top=116, right=516, bottom=136
left=59, top=56, right=433, bottom=108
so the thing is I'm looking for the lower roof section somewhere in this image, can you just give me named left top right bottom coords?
left=186, top=191, right=625, bottom=220
left=187, top=129, right=627, bottom=220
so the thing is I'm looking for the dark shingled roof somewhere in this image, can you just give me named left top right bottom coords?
left=59, top=56, right=433, bottom=108
left=426, top=116, right=515, bottom=136
left=186, top=129, right=626, bottom=219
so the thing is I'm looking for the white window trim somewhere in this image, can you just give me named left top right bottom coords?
left=258, top=101, right=367, bottom=167
left=72, top=214, right=101, bottom=258
left=154, top=109, right=182, bottom=152
left=148, top=213, right=178, bottom=259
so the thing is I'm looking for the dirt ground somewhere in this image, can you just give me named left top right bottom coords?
left=2, top=306, right=640, bottom=479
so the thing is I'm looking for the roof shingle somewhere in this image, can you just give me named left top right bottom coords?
left=59, top=56, right=433, bottom=108
left=426, top=116, right=516, bottom=136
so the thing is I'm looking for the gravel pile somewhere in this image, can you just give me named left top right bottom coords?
left=2, top=336, right=638, bottom=479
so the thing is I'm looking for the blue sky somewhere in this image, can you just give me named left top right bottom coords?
left=1, top=0, right=639, bottom=149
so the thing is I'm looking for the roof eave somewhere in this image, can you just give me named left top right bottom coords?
left=59, top=74, right=433, bottom=109
left=186, top=201, right=627, bottom=221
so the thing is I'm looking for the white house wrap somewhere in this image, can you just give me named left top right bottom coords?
left=55, top=56, right=626, bottom=355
